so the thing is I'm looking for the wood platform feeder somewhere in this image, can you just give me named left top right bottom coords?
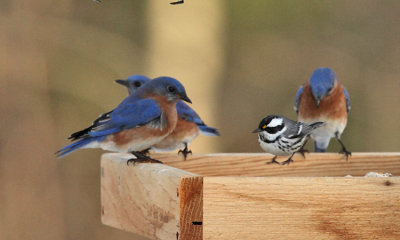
left=101, top=153, right=400, bottom=240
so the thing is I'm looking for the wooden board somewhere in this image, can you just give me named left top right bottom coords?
left=101, top=153, right=400, bottom=240
left=203, top=177, right=400, bottom=240
left=101, top=154, right=199, bottom=240
left=179, top=176, right=203, bottom=240
left=106, top=152, right=400, bottom=177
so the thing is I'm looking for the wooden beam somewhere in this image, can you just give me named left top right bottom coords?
left=101, top=153, right=400, bottom=239
left=203, top=177, right=400, bottom=239
left=101, top=154, right=198, bottom=240
left=107, top=152, right=400, bottom=177
left=179, top=176, right=203, bottom=240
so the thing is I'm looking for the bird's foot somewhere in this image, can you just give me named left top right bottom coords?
left=138, top=148, right=151, bottom=157
left=297, top=147, right=309, bottom=159
left=339, top=148, right=352, bottom=161
left=335, top=133, right=351, bottom=161
left=178, top=146, right=192, bottom=160
left=281, top=153, right=295, bottom=166
left=127, top=151, right=163, bottom=166
left=281, top=158, right=294, bottom=165
left=266, top=156, right=280, bottom=165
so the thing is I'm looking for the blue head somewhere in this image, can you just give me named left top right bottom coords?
left=115, top=75, right=151, bottom=95
left=309, top=67, right=337, bottom=107
left=140, top=76, right=192, bottom=103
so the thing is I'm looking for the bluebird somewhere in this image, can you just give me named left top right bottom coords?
left=253, top=115, right=324, bottom=165
left=115, top=75, right=151, bottom=95
left=56, top=76, right=192, bottom=164
left=116, top=75, right=220, bottom=160
left=294, top=67, right=351, bottom=158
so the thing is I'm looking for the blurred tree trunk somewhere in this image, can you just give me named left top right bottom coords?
left=144, top=0, right=226, bottom=153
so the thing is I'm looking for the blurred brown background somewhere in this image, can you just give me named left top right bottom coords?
left=1, top=0, right=399, bottom=239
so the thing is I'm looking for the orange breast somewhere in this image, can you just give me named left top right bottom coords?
left=110, top=96, right=178, bottom=147
left=168, top=118, right=199, bottom=141
left=153, top=118, right=200, bottom=149
left=298, top=82, right=348, bottom=121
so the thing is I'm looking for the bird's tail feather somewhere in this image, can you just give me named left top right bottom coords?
left=314, top=141, right=327, bottom=152
left=56, top=137, right=101, bottom=158
left=199, top=125, right=220, bottom=137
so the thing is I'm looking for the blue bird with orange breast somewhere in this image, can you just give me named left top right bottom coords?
left=294, top=67, right=351, bottom=158
left=56, top=76, right=192, bottom=164
left=115, top=75, right=220, bottom=159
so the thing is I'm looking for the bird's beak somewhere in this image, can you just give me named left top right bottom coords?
left=316, top=98, right=320, bottom=108
left=252, top=128, right=262, bottom=133
left=180, top=95, right=192, bottom=104
left=115, top=79, right=128, bottom=87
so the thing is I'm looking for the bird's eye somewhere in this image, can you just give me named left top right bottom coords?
left=262, top=125, right=267, bottom=129
left=134, top=81, right=142, bottom=87
left=167, top=86, right=176, bottom=93
left=266, top=124, right=284, bottom=134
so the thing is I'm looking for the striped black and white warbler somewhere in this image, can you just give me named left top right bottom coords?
left=252, top=115, right=324, bottom=165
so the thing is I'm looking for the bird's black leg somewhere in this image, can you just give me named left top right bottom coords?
left=297, top=138, right=310, bottom=158
left=127, top=151, right=163, bottom=166
left=138, top=148, right=151, bottom=156
left=178, top=143, right=192, bottom=160
left=335, top=132, right=351, bottom=160
left=281, top=152, right=295, bottom=165
left=266, top=155, right=280, bottom=165
left=296, top=146, right=309, bottom=159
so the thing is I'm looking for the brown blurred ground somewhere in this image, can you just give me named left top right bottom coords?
left=0, top=0, right=399, bottom=239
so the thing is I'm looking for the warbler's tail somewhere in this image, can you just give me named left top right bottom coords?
left=309, top=121, right=325, bottom=130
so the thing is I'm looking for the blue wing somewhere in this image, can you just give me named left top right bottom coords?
left=176, top=101, right=220, bottom=136
left=176, top=101, right=203, bottom=125
left=294, top=86, right=303, bottom=114
left=343, top=87, right=351, bottom=113
left=88, top=97, right=162, bottom=138
left=56, top=96, right=162, bottom=158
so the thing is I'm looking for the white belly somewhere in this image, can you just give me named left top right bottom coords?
left=299, top=118, right=347, bottom=150
left=258, top=138, right=290, bottom=156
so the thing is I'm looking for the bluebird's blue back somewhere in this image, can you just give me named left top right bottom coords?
left=56, top=76, right=191, bottom=158
left=176, top=101, right=219, bottom=136
left=116, top=76, right=219, bottom=137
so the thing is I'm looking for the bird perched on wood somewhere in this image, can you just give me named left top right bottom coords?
left=294, top=67, right=351, bottom=158
left=253, top=115, right=324, bottom=165
left=56, top=76, right=192, bottom=164
left=115, top=75, right=220, bottom=160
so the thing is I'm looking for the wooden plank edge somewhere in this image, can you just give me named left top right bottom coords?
left=100, top=154, right=199, bottom=240
left=179, top=176, right=203, bottom=240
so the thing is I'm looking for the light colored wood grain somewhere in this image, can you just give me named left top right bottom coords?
left=179, top=176, right=203, bottom=240
left=203, top=177, right=400, bottom=240
left=101, top=153, right=400, bottom=240
left=109, top=152, right=400, bottom=177
left=100, top=154, right=197, bottom=240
